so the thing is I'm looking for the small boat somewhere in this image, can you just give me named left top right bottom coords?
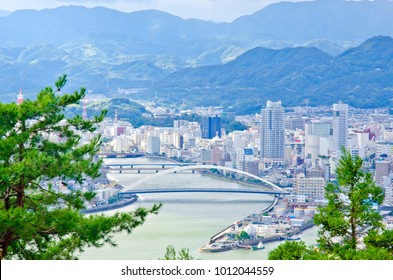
left=199, top=242, right=237, bottom=253
left=283, top=236, right=301, bottom=241
left=251, top=242, right=265, bottom=251
left=238, top=244, right=252, bottom=250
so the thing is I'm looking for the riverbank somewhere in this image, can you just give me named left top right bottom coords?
left=202, top=195, right=315, bottom=253
left=81, top=195, right=138, bottom=214
left=78, top=157, right=313, bottom=260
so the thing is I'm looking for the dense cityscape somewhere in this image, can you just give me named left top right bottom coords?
left=44, top=87, right=393, bottom=243
left=2, top=1, right=393, bottom=271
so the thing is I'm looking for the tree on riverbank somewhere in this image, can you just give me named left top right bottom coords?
left=268, top=148, right=393, bottom=260
left=0, top=76, right=160, bottom=260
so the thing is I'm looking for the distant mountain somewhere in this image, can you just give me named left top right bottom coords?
left=0, top=6, right=221, bottom=58
left=0, top=2, right=393, bottom=106
left=0, top=10, right=9, bottom=17
left=162, top=46, right=332, bottom=88
left=229, top=0, right=393, bottom=44
left=1, top=2, right=392, bottom=52
left=156, top=36, right=393, bottom=111
left=1, top=1, right=392, bottom=48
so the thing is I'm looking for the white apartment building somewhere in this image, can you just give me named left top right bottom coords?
left=294, top=173, right=326, bottom=199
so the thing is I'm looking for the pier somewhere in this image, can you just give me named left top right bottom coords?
left=209, top=196, right=280, bottom=244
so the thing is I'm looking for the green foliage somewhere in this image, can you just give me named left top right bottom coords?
left=0, top=76, right=160, bottom=259
left=162, top=245, right=194, bottom=260
left=314, top=148, right=384, bottom=251
left=364, top=229, right=393, bottom=255
left=268, top=241, right=393, bottom=260
left=222, top=120, right=248, bottom=133
left=236, top=230, right=250, bottom=240
left=67, top=98, right=152, bottom=128
left=268, top=241, right=308, bottom=260
left=108, top=195, right=121, bottom=204
left=268, top=148, right=391, bottom=260
left=351, top=247, right=393, bottom=260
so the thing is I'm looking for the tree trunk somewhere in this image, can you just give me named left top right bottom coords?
left=16, top=182, right=25, bottom=207
left=0, top=231, right=14, bottom=260
left=350, top=206, right=357, bottom=250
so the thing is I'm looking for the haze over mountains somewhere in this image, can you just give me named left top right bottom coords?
left=0, top=0, right=393, bottom=111
left=162, top=36, right=393, bottom=111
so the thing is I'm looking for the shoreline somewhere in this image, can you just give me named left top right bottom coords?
left=81, top=195, right=138, bottom=214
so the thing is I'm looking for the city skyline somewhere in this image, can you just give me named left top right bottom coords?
left=1, top=0, right=392, bottom=265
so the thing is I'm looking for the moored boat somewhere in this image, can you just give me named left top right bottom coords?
left=199, top=242, right=237, bottom=253
left=283, top=236, right=301, bottom=241
left=251, top=241, right=265, bottom=251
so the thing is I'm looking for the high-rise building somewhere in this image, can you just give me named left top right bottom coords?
left=304, top=122, right=332, bottom=159
left=260, top=100, right=285, bottom=166
left=147, top=136, right=160, bottom=154
left=332, top=103, right=348, bottom=155
left=201, top=115, right=221, bottom=139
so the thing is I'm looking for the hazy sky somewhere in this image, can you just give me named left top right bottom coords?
left=0, top=0, right=305, bottom=22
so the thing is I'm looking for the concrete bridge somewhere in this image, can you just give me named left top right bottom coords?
left=101, top=162, right=197, bottom=173
left=119, top=164, right=285, bottom=195
left=119, top=188, right=283, bottom=197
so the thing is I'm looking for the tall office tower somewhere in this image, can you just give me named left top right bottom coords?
left=332, top=103, right=348, bottom=155
left=201, top=115, right=221, bottom=139
left=260, top=100, right=285, bottom=166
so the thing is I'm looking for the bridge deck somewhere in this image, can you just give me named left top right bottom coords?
left=120, top=189, right=284, bottom=195
left=104, top=163, right=196, bottom=167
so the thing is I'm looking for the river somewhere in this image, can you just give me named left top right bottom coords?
left=79, top=157, right=318, bottom=260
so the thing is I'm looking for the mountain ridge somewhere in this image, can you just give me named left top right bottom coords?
left=0, top=2, right=393, bottom=109
left=155, top=36, right=393, bottom=111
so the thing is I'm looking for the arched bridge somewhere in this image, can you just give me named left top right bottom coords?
left=119, top=165, right=285, bottom=197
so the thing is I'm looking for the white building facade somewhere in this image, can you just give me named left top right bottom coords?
left=260, top=100, right=285, bottom=166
